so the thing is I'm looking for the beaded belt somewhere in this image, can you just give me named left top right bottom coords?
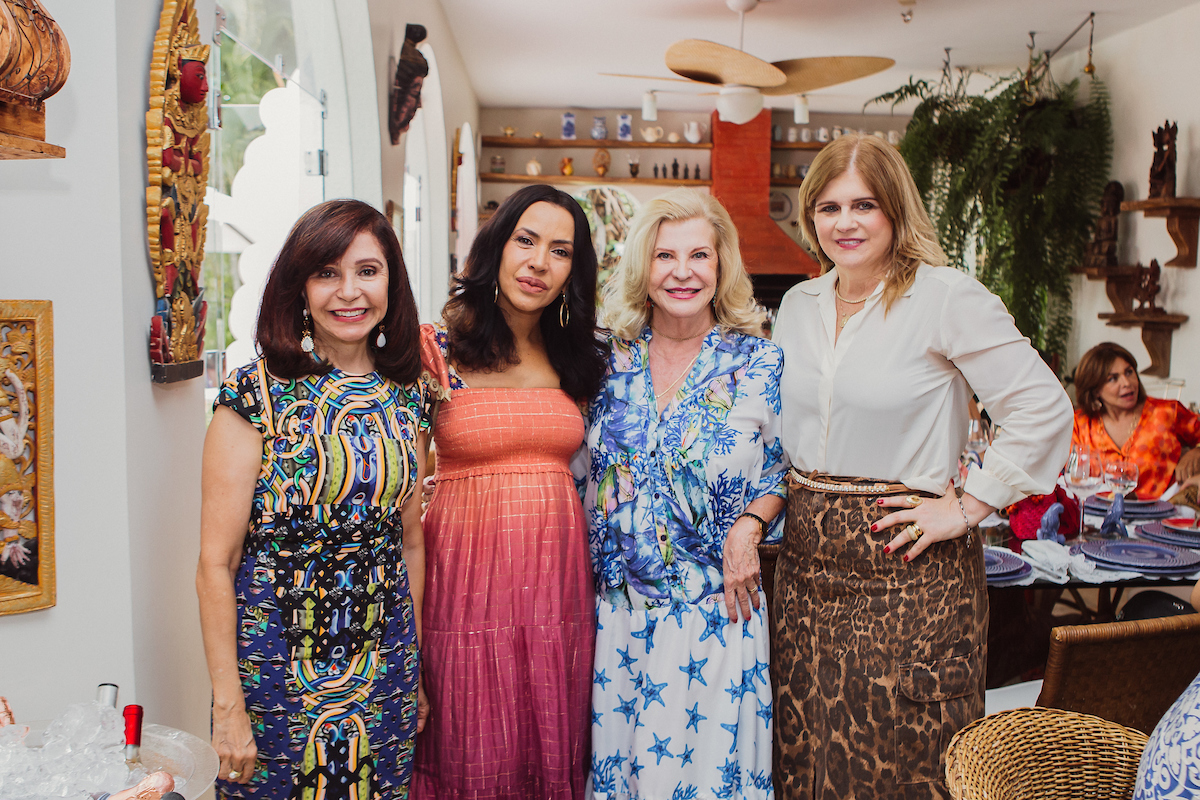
left=788, top=469, right=909, bottom=496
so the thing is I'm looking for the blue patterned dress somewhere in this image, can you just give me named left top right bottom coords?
left=214, top=358, right=432, bottom=799
left=1135, top=668, right=1200, bottom=799
left=580, top=327, right=787, bottom=800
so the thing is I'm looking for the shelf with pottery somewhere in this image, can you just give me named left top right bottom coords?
left=480, top=173, right=711, bottom=187
left=481, top=135, right=711, bottom=150
left=769, top=141, right=826, bottom=151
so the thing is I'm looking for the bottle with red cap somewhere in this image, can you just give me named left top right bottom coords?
left=123, top=704, right=144, bottom=763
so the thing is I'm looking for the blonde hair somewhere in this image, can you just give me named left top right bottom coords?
left=602, top=188, right=765, bottom=340
left=797, top=133, right=948, bottom=311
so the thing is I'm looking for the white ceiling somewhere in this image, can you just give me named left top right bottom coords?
left=438, top=0, right=1200, bottom=114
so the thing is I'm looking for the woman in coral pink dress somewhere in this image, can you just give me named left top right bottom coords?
left=412, top=185, right=608, bottom=799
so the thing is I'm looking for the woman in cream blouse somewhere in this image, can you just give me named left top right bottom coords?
left=770, top=133, right=1072, bottom=800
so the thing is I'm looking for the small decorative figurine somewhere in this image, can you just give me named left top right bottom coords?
left=666, top=132, right=681, bottom=143
left=617, top=114, right=633, bottom=141
left=1037, top=502, right=1066, bottom=545
left=683, top=164, right=690, bottom=180
left=629, top=156, right=640, bottom=178
left=1136, top=259, right=1163, bottom=313
left=640, top=125, right=664, bottom=143
left=489, top=155, right=505, bottom=173
left=591, top=116, right=608, bottom=140
left=593, top=148, right=611, bottom=178
left=532, top=131, right=544, bottom=141
left=501, top=125, right=516, bottom=137
left=561, top=112, right=576, bottom=140
left=817, top=127, right=830, bottom=142
left=1084, top=181, right=1124, bottom=270
left=560, top=156, right=574, bottom=176
left=1099, top=494, right=1128, bottom=539
left=671, top=159, right=679, bottom=179
left=1149, top=120, right=1178, bottom=199
left=653, top=164, right=659, bottom=179
left=525, top=157, right=542, bottom=176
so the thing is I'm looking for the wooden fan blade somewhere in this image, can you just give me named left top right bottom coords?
left=598, top=72, right=702, bottom=84
left=761, top=56, right=895, bottom=96
left=665, top=39, right=786, bottom=88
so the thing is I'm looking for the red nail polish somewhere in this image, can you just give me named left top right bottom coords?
left=876, top=499, right=884, bottom=505
left=870, top=523, right=878, bottom=532
left=883, top=545, right=891, bottom=554
left=903, top=554, right=910, bottom=562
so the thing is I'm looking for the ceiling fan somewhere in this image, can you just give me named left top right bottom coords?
left=602, top=0, right=894, bottom=124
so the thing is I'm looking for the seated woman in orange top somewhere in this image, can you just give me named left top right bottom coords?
left=1072, top=342, right=1200, bottom=499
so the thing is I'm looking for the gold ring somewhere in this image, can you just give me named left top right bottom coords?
left=907, top=495, right=923, bottom=508
left=906, top=523, right=924, bottom=542
left=228, top=770, right=241, bottom=780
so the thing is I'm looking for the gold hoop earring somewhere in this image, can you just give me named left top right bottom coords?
left=559, top=291, right=569, bottom=328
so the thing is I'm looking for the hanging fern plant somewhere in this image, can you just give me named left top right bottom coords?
left=871, top=57, right=1112, bottom=369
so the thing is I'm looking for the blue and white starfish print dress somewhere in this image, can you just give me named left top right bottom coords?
left=580, top=327, right=787, bottom=800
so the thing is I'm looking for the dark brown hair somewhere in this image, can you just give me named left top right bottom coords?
left=442, top=184, right=607, bottom=401
left=1074, top=341, right=1146, bottom=417
left=257, top=199, right=420, bottom=384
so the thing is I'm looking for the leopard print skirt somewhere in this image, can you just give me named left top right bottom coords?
left=771, top=473, right=987, bottom=800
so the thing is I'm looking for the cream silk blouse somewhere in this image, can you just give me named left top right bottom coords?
left=773, top=264, right=1073, bottom=510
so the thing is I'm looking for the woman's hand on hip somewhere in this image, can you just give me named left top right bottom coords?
left=722, top=517, right=762, bottom=622
left=212, top=704, right=257, bottom=784
left=872, top=482, right=975, bottom=561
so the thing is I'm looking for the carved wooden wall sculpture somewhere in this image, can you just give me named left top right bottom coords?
left=0, top=300, right=55, bottom=615
left=145, top=0, right=209, bottom=383
left=0, top=0, right=70, bottom=159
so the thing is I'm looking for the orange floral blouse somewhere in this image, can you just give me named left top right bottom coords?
left=1072, top=397, right=1200, bottom=499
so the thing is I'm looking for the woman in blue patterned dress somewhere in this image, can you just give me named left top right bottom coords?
left=197, top=200, right=431, bottom=799
left=580, top=189, right=787, bottom=799
left=1134, top=581, right=1200, bottom=799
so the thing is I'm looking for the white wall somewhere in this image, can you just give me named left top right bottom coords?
left=368, top=0, right=479, bottom=318
left=1055, top=5, right=1200, bottom=407
left=0, top=0, right=211, bottom=746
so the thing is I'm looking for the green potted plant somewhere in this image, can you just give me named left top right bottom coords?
left=872, top=56, right=1112, bottom=370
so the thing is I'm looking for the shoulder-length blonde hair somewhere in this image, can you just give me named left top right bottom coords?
left=798, top=132, right=948, bottom=311
left=602, top=188, right=764, bottom=340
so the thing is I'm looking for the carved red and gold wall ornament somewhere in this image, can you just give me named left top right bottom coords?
left=145, top=0, right=209, bottom=382
left=0, top=0, right=71, bottom=159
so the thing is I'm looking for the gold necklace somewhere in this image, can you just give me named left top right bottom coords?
left=654, top=348, right=702, bottom=400
left=835, top=279, right=871, bottom=331
left=651, top=325, right=710, bottom=342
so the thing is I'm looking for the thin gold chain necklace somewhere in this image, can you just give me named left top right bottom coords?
left=654, top=348, right=702, bottom=400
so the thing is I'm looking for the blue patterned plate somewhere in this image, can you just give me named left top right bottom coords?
left=1080, top=540, right=1200, bottom=572
left=1135, top=524, right=1200, bottom=549
left=1091, top=491, right=1159, bottom=507
left=1084, top=502, right=1176, bottom=520
left=987, top=561, right=1033, bottom=585
left=984, top=548, right=1026, bottom=578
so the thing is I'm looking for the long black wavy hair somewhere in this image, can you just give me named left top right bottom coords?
left=443, top=184, right=608, bottom=401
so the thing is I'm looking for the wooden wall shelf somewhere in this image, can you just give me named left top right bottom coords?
left=481, top=136, right=711, bottom=150
left=770, top=141, right=826, bottom=151
left=481, top=173, right=711, bottom=187
left=0, top=130, right=65, bottom=160
left=1120, top=197, right=1200, bottom=267
left=1096, top=311, right=1189, bottom=377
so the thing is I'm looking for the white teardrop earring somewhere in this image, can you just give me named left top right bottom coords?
left=375, top=324, right=387, bottom=348
left=300, top=308, right=315, bottom=353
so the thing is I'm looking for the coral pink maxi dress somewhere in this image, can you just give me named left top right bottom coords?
left=412, top=324, right=594, bottom=800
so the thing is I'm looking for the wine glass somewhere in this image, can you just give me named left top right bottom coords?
left=1104, top=459, right=1140, bottom=501
left=967, top=418, right=989, bottom=455
left=1064, top=446, right=1103, bottom=536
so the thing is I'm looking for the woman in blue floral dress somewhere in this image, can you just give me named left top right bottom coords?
left=580, top=189, right=787, bottom=799
left=198, top=200, right=430, bottom=799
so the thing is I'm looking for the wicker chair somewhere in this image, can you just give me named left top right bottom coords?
left=944, top=707, right=1148, bottom=799
left=1036, top=612, right=1200, bottom=733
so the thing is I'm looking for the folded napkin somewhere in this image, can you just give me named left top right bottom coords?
left=1019, top=540, right=1071, bottom=584
left=1067, top=550, right=1142, bottom=583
